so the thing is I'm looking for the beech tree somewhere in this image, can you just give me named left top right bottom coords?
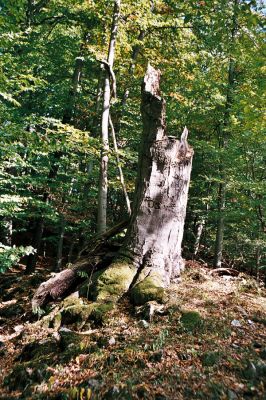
left=32, top=65, right=193, bottom=310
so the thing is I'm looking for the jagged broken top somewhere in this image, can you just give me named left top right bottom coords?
left=143, top=64, right=161, bottom=96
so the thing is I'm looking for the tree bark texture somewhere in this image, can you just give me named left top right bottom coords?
left=122, top=65, right=193, bottom=285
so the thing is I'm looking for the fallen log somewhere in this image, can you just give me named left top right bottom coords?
left=209, top=268, right=240, bottom=276
left=32, top=220, right=128, bottom=310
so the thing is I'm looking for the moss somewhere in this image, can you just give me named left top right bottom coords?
left=90, top=301, right=115, bottom=325
left=88, top=262, right=136, bottom=302
left=49, top=312, right=62, bottom=330
left=17, top=338, right=59, bottom=362
left=180, top=310, right=202, bottom=331
left=61, top=303, right=93, bottom=328
left=201, top=351, right=221, bottom=367
left=130, top=273, right=166, bottom=306
left=4, top=361, right=52, bottom=391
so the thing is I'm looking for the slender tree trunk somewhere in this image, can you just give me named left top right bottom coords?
left=121, top=30, right=146, bottom=108
left=2, top=219, right=13, bottom=246
left=55, top=217, right=66, bottom=272
left=25, top=43, right=86, bottom=274
left=194, top=217, right=205, bottom=258
left=213, top=182, right=226, bottom=267
left=213, top=0, right=238, bottom=268
left=109, top=114, right=131, bottom=215
left=26, top=218, right=45, bottom=273
left=97, top=0, right=121, bottom=234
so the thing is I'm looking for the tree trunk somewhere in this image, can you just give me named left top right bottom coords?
left=193, top=217, right=205, bottom=258
left=88, top=65, right=193, bottom=306
left=55, top=217, right=66, bottom=272
left=2, top=219, right=13, bottom=246
left=109, top=114, right=131, bottom=215
left=32, top=66, right=193, bottom=312
left=97, top=0, right=120, bottom=234
left=25, top=41, right=86, bottom=274
left=213, top=1, right=238, bottom=268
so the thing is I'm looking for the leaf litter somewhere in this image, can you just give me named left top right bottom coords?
left=0, top=261, right=265, bottom=399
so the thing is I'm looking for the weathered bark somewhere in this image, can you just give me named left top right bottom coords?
left=87, top=65, right=193, bottom=306
left=123, top=65, right=193, bottom=285
left=97, top=0, right=120, bottom=234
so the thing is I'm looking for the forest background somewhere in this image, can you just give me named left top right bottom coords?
left=0, top=0, right=265, bottom=278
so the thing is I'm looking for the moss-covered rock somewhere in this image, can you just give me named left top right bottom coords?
left=87, top=262, right=136, bottom=302
left=90, top=301, right=115, bottom=325
left=130, top=273, right=166, bottom=306
left=60, top=296, right=93, bottom=328
left=180, top=310, right=202, bottom=332
left=4, top=361, right=52, bottom=391
left=17, top=337, right=59, bottom=362
left=59, top=329, right=97, bottom=362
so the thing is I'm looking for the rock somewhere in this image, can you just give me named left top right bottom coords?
left=140, top=320, right=149, bottom=329
left=90, top=302, right=114, bottom=325
left=130, top=273, right=166, bottom=306
left=108, top=336, right=116, bottom=346
left=149, top=350, right=164, bottom=363
left=59, top=329, right=82, bottom=350
left=231, top=319, right=242, bottom=327
left=136, top=301, right=165, bottom=321
left=241, top=361, right=266, bottom=380
left=256, top=361, right=266, bottom=378
left=4, top=361, right=52, bottom=391
left=60, top=297, right=93, bottom=328
left=227, top=389, right=238, bottom=400
left=242, top=361, right=258, bottom=380
left=17, top=337, right=59, bottom=362
left=85, top=262, right=136, bottom=302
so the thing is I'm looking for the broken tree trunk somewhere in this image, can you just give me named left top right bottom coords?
left=32, top=65, right=193, bottom=313
left=84, top=65, right=193, bottom=306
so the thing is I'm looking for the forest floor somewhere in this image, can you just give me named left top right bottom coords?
left=0, top=261, right=265, bottom=400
